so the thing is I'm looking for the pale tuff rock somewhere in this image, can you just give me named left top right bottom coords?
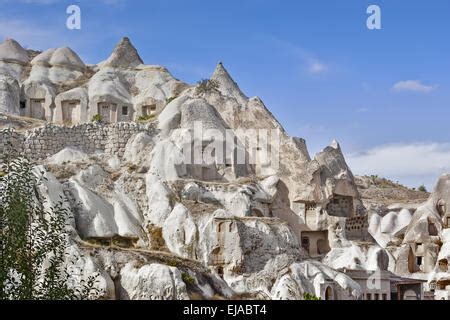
left=0, top=39, right=29, bottom=81
left=67, top=179, right=119, bottom=238
left=0, top=37, right=187, bottom=124
left=369, top=208, right=413, bottom=248
left=292, top=261, right=362, bottom=299
left=2, top=37, right=450, bottom=300
left=211, top=62, right=248, bottom=106
left=66, top=244, right=116, bottom=300
left=123, top=132, right=153, bottom=165
left=101, top=37, right=144, bottom=69
left=88, top=69, right=132, bottom=113
left=31, top=47, right=85, bottom=70
left=27, top=166, right=116, bottom=299
left=21, top=81, right=56, bottom=121
left=270, top=270, right=314, bottom=300
left=0, top=74, right=20, bottom=114
left=27, top=47, right=85, bottom=86
left=119, top=262, right=189, bottom=300
left=323, top=243, right=391, bottom=271
left=133, top=66, right=188, bottom=116
left=0, top=38, right=30, bottom=65
left=313, top=140, right=360, bottom=203
left=147, top=138, right=186, bottom=181
left=54, top=87, right=89, bottom=124
left=48, top=147, right=89, bottom=165
left=257, top=175, right=280, bottom=202
left=157, top=94, right=190, bottom=135
left=162, top=203, right=198, bottom=259
left=32, top=165, right=75, bottom=229
left=66, top=165, right=144, bottom=240
left=145, top=174, right=174, bottom=227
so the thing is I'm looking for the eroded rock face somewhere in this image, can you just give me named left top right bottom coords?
left=102, top=37, right=144, bottom=69
left=163, top=204, right=198, bottom=259
left=3, top=36, right=446, bottom=300
left=119, top=263, right=189, bottom=300
left=0, top=74, right=20, bottom=114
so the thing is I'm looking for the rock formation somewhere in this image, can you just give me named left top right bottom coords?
left=0, top=37, right=448, bottom=300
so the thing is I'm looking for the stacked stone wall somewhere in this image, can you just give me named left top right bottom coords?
left=0, top=122, right=155, bottom=160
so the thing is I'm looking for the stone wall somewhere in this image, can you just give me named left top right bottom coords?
left=0, top=122, right=156, bottom=160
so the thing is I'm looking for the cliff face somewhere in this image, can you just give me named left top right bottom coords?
left=0, top=37, right=447, bottom=300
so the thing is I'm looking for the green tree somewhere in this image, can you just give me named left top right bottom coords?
left=303, top=292, right=321, bottom=300
left=418, top=185, right=427, bottom=193
left=0, top=156, right=98, bottom=300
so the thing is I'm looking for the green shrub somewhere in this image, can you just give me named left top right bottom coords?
left=303, top=292, right=321, bottom=300
left=0, top=157, right=99, bottom=300
left=127, top=164, right=138, bottom=173
left=418, top=185, right=427, bottom=192
left=166, top=96, right=177, bottom=105
left=167, top=259, right=179, bottom=268
left=137, top=114, right=156, bottom=123
left=91, top=114, right=102, bottom=123
left=147, top=225, right=165, bottom=251
left=181, top=272, right=195, bottom=286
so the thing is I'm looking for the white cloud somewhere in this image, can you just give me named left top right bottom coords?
left=307, top=59, right=327, bottom=75
left=347, top=142, right=450, bottom=190
left=392, top=80, right=437, bottom=93
left=356, top=107, right=369, bottom=113
left=0, top=18, right=56, bottom=49
left=265, top=37, right=328, bottom=75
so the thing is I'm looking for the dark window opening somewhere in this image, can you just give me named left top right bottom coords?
left=301, top=237, right=310, bottom=253
left=428, top=222, right=439, bottom=236
left=437, top=200, right=446, bottom=216
left=20, top=101, right=26, bottom=109
left=122, top=106, right=128, bottom=116
left=416, top=256, right=423, bottom=266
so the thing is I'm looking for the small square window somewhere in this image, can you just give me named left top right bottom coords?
left=374, top=293, right=379, bottom=300
left=122, top=106, right=128, bottom=116
left=366, top=293, right=372, bottom=300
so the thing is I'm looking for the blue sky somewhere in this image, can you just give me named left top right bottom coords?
left=1, top=0, right=449, bottom=189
